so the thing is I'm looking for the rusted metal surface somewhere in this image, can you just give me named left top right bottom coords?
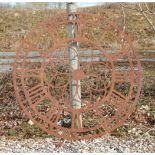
left=13, top=13, right=142, bottom=140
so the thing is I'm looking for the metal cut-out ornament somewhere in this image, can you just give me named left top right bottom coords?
left=13, top=13, right=142, bottom=140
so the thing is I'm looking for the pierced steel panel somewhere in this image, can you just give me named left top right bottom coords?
left=13, top=13, right=142, bottom=140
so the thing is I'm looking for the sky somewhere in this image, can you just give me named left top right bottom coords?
left=78, top=2, right=100, bottom=7
left=6, top=2, right=100, bottom=8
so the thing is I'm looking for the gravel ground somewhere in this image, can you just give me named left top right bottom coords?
left=0, top=135, right=155, bottom=153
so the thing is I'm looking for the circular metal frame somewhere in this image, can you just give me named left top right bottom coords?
left=13, top=13, right=142, bottom=140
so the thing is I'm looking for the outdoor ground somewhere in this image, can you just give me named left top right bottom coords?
left=0, top=3, right=155, bottom=153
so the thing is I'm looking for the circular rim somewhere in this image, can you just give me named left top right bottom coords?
left=13, top=13, right=142, bottom=140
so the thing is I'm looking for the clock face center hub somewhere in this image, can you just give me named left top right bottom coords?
left=72, top=69, right=85, bottom=80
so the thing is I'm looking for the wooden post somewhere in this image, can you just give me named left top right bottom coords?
left=67, top=3, right=82, bottom=128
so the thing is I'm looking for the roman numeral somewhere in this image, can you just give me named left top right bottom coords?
left=109, top=90, right=126, bottom=108
left=114, top=71, right=132, bottom=83
left=46, top=108, right=61, bottom=124
left=27, top=84, right=46, bottom=105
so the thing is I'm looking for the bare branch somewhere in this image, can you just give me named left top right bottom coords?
left=120, top=3, right=141, bottom=12
left=138, top=3, right=155, bottom=32
left=144, top=3, right=155, bottom=14
left=121, top=4, right=126, bottom=32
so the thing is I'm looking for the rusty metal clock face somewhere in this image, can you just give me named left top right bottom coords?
left=13, top=13, right=142, bottom=140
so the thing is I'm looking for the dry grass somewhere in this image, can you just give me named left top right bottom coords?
left=0, top=3, right=155, bottom=51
